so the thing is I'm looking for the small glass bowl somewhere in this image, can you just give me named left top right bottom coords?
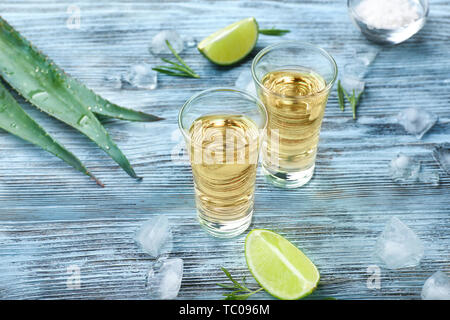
left=348, top=0, right=429, bottom=45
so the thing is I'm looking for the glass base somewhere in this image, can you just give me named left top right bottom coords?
left=197, top=210, right=253, bottom=238
left=262, top=164, right=315, bottom=189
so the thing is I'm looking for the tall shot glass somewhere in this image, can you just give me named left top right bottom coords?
left=252, top=42, right=338, bottom=188
left=178, top=88, right=267, bottom=238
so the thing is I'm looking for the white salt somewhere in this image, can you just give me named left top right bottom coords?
left=355, top=0, right=421, bottom=30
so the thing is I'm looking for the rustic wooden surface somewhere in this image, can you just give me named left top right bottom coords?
left=0, top=0, right=448, bottom=300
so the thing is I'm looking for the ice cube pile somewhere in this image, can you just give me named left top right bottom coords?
left=134, top=215, right=183, bottom=299
left=389, top=153, right=439, bottom=185
left=375, top=217, right=424, bottom=269
left=150, top=30, right=184, bottom=56
left=421, top=271, right=450, bottom=300
left=396, top=107, right=438, bottom=139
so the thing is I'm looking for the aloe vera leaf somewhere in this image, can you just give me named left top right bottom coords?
left=65, top=77, right=163, bottom=122
left=0, top=17, right=160, bottom=123
left=0, top=82, right=103, bottom=186
left=0, top=17, right=140, bottom=179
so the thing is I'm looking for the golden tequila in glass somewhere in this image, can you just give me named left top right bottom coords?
left=179, top=89, right=267, bottom=238
left=190, top=114, right=259, bottom=228
left=252, top=42, right=337, bottom=188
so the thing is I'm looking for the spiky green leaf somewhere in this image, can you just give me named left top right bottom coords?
left=0, top=16, right=141, bottom=179
left=0, top=81, right=102, bottom=186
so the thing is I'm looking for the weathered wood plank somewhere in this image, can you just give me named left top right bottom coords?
left=0, top=0, right=448, bottom=300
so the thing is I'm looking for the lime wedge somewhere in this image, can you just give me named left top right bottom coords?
left=197, top=17, right=259, bottom=66
left=245, top=229, right=320, bottom=300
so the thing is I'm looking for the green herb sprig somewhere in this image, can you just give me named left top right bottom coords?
left=217, top=267, right=264, bottom=300
left=152, top=40, right=200, bottom=78
left=345, top=89, right=363, bottom=120
left=337, top=80, right=364, bottom=119
left=337, top=80, right=345, bottom=111
left=259, top=28, right=291, bottom=36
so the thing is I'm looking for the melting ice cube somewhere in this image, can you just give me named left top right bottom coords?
left=135, top=215, right=172, bottom=258
left=353, top=45, right=380, bottom=66
left=396, top=107, right=438, bottom=139
left=150, top=30, right=184, bottom=56
left=421, top=271, right=450, bottom=300
left=417, top=170, right=440, bottom=185
left=433, top=144, right=450, bottom=174
left=343, top=62, right=368, bottom=80
left=389, top=153, right=420, bottom=182
left=147, top=258, right=183, bottom=299
left=235, top=69, right=257, bottom=96
left=375, top=217, right=424, bottom=269
left=389, top=153, right=439, bottom=185
left=121, top=64, right=158, bottom=90
left=340, top=75, right=365, bottom=95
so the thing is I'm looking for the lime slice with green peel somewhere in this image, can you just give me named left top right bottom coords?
left=197, top=17, right=259, bottom=66
left=245, top=229, right=320, bottom=300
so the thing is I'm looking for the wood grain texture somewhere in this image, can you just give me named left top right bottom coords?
left=0, top=0, right=448, bottom=300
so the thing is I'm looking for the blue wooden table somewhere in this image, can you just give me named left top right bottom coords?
left=0, top=0, right=448, bottom=300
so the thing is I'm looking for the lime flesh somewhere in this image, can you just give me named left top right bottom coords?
left=197, top=17, right=259, bottom=66
left=245, top=229, right=320, bottom=300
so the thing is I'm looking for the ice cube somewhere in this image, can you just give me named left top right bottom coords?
left=121, top=64, right=158, bottom=90
left=147, top=258, right=183, bottom=299
left=353, top=45, right=380, bottom=66
left=340, top=75, right=365, bottom=95
left=421, top=271, right=450, bottom=300
left=375, top=217, right=424, bottom=269
left=433, top=144, right=450, bottom=174
left=103, top=75, right=122, bottom=89
left=235, top=69, right=257, bottom=96
left=135, top=215, right=172, bottom=258
left=150, top=30, right=184, bottom=56
left=397, top=107, right=438, bottom=139
left=389, top=153, right=421, bottom=183
left=184, top=36, right=197, bottom=48
left=418, top=171, right=440, bottom=186
left=389, top=153, right=439, bottom=185
left=343, top=62, right=368, bottom=79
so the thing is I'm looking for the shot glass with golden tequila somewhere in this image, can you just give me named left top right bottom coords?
left=178, top=88, right=267, bottom=238
left=251, top=42, right=337, bottom=188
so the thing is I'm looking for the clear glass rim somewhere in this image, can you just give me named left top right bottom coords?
left=347, top=0, right=430, bottom=30
left=178, top=87, right=268, bottom=143
left=251, top=41, right=338, bottom=99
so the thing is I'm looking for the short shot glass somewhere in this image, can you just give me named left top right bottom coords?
left=252, top=41, right=337, bottom=188
left=178, top=88, right=267, bottom=238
